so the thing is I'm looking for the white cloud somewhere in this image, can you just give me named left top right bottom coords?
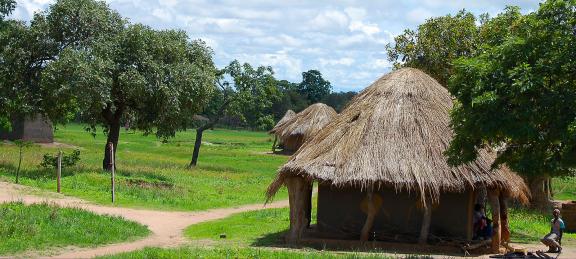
left=407, top=8, right=435, bottom=23
left=368, top=59, right=392, bottom=69
left=319, top=57, right=355, bottom=66
left=10, top=0, right=541, bottom=91
left=152, top=8, right=172, bottom=22
left=349, top=21, right=380, bottom=36
left=310, top=10, right=348, bottom=29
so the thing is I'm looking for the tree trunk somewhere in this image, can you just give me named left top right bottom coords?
left=527, top=175, right=552, bottom=210
left=188, top=127, right=206, bottom=168
left=418, top=204, right=432, bottom=244
left=271, top=136, right=277, bottom=153
left=488, top=189, right=502, bottom=254
left=103, top=119, right=121, bottom=171
left=16, top=147, right=22, bottom=184
left=360, top=192, right=377, bottom=242
left=499, top=195, right=510, bottom=244
left=286, top=176, right=308, bottom=243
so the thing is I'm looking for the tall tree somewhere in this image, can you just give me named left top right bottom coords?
left=385, top=10, right=479, bottom=86
left=41, top=24, right=216, bottom=170
left=188, top=60, right=279, bottom=167
left=446, top=0, right=576, bottom=209
left=298, top=70, right=331, bottom=103
left=0, top=0, right=15, bottom=130
left=0, top=0, right=125, bottom=130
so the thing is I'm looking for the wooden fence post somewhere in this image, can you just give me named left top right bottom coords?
left=57, top=150, right=62, bottom=193
left=110, top=143, right=115, bottom=203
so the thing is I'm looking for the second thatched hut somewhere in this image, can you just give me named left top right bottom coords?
left=269, top=103, right=337, bottom=153
left=267, top=68, right=529, bottom=253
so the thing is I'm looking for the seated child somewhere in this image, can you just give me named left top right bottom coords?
left=541, top=208, right=565, bottom=253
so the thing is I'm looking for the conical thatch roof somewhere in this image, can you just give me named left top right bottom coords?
left=268, top=68, right=529, bottom=204
left=270, top=110, right=296, bottom=133
left=268, top=103, right=337, bottom=146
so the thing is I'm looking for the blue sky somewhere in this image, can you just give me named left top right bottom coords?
left=12, top=0, right=540, bottom=92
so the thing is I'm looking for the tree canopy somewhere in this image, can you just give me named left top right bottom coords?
left=0, top=0, right=125, bottom=130
left=297, top=70, right=332, bottom=104
left=446, top=0, right=576, bottom=179
left=385, top=7, right=522, bottom=86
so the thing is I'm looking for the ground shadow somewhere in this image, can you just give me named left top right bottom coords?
left=251, top=230, right=288, bottom=247
left=251, top=230, right=444, bottom=258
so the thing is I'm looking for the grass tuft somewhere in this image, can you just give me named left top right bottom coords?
left=0, top=202, right=149, bottom=256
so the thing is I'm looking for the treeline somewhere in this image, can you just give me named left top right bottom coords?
left=208, top=66, right=356, bottom=131
left=386, top=1, right=575, bottom=208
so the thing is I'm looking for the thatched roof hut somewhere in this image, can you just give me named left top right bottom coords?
left=269, top=104, right=337, bottom=153
left=270, top=110, right=296, bottom=152
left=274, top=110, right=296, bottom=128
left=266, top=68, right=529, bottom=252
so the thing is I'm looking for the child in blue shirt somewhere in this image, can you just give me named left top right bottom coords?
left=541, top=208, right=565, bottom=253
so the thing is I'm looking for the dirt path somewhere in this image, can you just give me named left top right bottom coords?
left=0, top=181, right=289, bottom=259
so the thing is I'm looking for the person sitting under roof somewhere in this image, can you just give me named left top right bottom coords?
left=541, top=209, right=565, bottom=253
left=473, top=204, right=492, bottom=240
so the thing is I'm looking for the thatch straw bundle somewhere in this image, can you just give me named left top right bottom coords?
left=268, top=68, right=528, bottom=205
left=269, top=103, right=337, bottom=151
left=271, top=110, right=296, bottom=131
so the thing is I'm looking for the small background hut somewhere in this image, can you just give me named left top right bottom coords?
left=267, top=68, right=529, bottom=253
left=0, top=114, right=53, bottom=143
left=269, top=104, right=336, bottom=153
left=270, top=110, right=296, bottom=152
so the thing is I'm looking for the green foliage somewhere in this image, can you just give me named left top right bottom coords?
left=0, top=0, right=125, bottom=122
left=0, top=202, right=149, bottom=256
left=386, top=10, right=479, bottom=85
left=40, top=149, right=81, bottom=169
left=298, top=69, right=332, bottom=103
left=386, top=7, right=523, bottom=87
left=41, top=23, right=216, bottom=138
left=204, top=60, right=280, bottom=130
left=0, top=0, right=15, bottom=20
left=446, top=0, right=576, bottom=178
left=322, top=91, right=356, bottom=112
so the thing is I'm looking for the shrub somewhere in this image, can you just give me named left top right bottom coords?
left=40, top=149, right=81, bottom=169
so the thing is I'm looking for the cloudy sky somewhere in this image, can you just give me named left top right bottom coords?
left=12, top=0, right=540, bottom=91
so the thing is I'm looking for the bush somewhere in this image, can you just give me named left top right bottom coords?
left=40, top=149, right=81, bottom=169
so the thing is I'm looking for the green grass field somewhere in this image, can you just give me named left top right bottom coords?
left=96, top=246, right=428, bottom=259
left=1, top=123, right=576, bottom=257
left=0, top=202, right=149, bottom=256
left=0, top=124, right=288, bottom=211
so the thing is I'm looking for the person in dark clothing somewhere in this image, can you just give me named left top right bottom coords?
left=473, top=204, right=492, bottom=240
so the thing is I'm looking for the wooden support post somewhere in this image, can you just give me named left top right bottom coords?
left=57, top=150, right=62, bottom=193
left=499, top=194, right=510, bottom=244
left=419, top=202, right=432, bottom=244
left=488, top=189, right=501, bottom=253
left=271, top=136, right=277, bottom=152
left=360, top=191, right=377, bottom=242
left=286, top=176, right=308, bottom=243
left=109, top=143, right=116, bottom=204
